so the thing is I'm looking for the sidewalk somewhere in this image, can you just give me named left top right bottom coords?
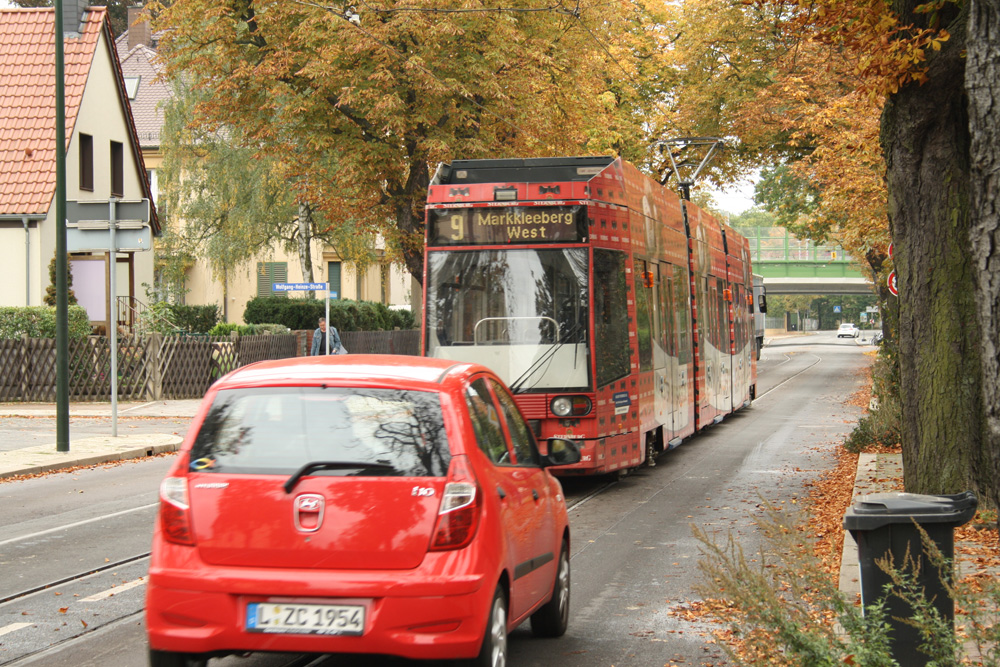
left=0, top=399, right=200, bottom=479
left=839, top=451, right=996, bottom=662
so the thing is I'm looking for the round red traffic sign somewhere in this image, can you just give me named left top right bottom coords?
left=888, top=242, right=894, bottom=259
left=888, top=270, right=898, bottom=296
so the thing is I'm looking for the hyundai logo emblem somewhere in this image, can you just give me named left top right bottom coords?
left=294, top=493, right=325, bottom=533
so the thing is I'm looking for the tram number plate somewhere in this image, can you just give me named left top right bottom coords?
left=246, top=602, right=365, bottom=635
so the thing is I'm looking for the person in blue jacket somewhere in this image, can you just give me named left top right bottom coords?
left=310, top=317, right=344, bottom=355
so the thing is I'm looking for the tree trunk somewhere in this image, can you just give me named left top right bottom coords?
left=393, top=152, right=430, bottom=286
left=297, top=202, right=315, bottom=297
left=966, top=0, right=1000, bottom=510
left=880, top=3, right=983, bottom=495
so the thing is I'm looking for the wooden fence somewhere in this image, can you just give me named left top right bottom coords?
left=0, top=330, right=421, bottom=402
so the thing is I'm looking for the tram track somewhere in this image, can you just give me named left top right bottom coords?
left=0, top=552, right=152, bottom=607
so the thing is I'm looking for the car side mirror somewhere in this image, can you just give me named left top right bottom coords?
left=542, top=438, right=581, bottom=467
left=759, top=294, right=768, bottom=314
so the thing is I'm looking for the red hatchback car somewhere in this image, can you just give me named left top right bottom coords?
left=146, top=355, right=579, bottom=667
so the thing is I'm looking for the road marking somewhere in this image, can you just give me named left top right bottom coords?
left=120, top=401, right=157, bottom=414
left=0, top=622, right=33, bottom=636
left=0, top=504, right=158, bottom=547
left=80, top=577, right=146, bottom=602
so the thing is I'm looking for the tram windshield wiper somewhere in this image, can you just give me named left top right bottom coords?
left=509, top=323, right=584, bottom=394
left=284, top=461, right=395, bottom=493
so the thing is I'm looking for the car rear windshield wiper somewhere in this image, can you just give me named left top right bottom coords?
left=284, top=461, right=396, bottom=493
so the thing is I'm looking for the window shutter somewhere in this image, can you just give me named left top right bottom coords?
left=256, top=262, right=289, bottom=298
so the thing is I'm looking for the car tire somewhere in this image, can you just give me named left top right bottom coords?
left=463, top=586, right=507, bottom=667
left=530, top=542, right=570, bottom=638
left=148, top=649, right=207, bottom=667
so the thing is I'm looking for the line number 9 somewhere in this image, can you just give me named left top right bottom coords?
left=450, top=215, right=464, bottom=241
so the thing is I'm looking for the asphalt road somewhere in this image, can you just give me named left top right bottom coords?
left=0, top=332, right=873, bottom=666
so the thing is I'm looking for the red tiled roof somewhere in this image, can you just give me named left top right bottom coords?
left=0, top=7, right=104, bottom=216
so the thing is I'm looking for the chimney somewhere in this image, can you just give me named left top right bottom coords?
left=127, top=4, right=152, bottom=51
left=62, top=0, right=88, bottom=38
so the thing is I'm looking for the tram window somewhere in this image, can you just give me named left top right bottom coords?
left=594, top=249, right=630, bottom=387
left=675, top=269, right=691, bottom=365
left=633, top=259, right=653, bottom=372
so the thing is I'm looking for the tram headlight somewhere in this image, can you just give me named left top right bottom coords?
left=551, top=395, right=592, bottom=417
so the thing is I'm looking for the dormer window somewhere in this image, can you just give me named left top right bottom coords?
left=124, top=76, right=140, bottom=100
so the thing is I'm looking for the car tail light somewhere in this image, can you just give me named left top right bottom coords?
left=430, top=455, right=480, bottom=551
left=159, top=476, right=195, bottom=546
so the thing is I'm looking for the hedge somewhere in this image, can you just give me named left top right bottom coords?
left=166, top=304, right=219, bottom=333
left=0, top=306, right=93, bottom=339
left=242, top=296, right=414, bottom=331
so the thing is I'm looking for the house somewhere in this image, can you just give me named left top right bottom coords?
left=0, top=3, right=159, bottom=334
left=117, top=7, right=416, bottom=326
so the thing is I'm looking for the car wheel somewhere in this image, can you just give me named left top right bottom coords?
left=148, top=649, right=207, bottom=667
left=463, top=586, right=507, bottom=667
left=530, top=542, right=570, bottom=638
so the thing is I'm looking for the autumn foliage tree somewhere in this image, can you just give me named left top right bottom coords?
left=658, top=0, right=999, bottom=506
left=147, top=0, right=671, bottom=283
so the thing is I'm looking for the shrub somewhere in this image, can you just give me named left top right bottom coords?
left=844, top=350, right=901, bottom=452
left=208, top=323, right=241, bottom=337
left=166, top=304, right=219, bottom=333
left=243, top=296, right=413, bottom=332
left=696, top=505, right=1000, bottom=666
left=0, top=306, right=91, bottom=339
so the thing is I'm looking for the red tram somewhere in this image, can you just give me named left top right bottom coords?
left=421, top=156, right=756, bottom=475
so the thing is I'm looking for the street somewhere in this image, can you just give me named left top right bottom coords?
left=0, top=331, right=873, bottom=667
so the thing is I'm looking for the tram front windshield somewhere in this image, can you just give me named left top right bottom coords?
left=426, top=249, right=589, bottom=392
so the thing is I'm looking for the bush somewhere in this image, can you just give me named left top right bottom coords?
left=208, top=322, right=291, bottom=337
left=0, top=306, right=91, bottom=339
left=208, top=323, right=241, bottom=337
left=696, top=506, right=1000, bottom=666
left=844, top=351, right=901, bottom=452
left=243, top=296, right=413, bottom=332
left=166, top=304, right=219, bottom=333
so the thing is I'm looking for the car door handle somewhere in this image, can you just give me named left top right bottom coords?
left=497, top=486, right=506, bottom=500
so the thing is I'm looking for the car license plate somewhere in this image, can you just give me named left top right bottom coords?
left=246, top=601, right=365, bottom=635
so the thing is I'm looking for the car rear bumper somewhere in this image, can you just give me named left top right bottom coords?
left=146, top=552, right=494, bottom=660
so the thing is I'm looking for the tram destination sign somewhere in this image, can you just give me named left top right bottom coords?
left=428, top=206, right=586, bottom=246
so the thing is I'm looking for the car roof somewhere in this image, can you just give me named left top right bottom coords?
left=212, top=354, right=485, bottom=392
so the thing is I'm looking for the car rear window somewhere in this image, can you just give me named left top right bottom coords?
left=189, top=387, right=450, bottom=477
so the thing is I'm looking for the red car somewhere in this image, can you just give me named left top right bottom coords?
left=146, top=355, right=579, bottom=667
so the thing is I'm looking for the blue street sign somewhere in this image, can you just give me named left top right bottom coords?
left=273, top=282, right=328, bottom=291
left=833, top=305, right=842, bottom=313
left=329, top=291, right=339, bottom=299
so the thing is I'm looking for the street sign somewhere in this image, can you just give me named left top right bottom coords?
left=866, top=306, right=879, bottom=313
left=888, top=270, right=898, bottom=296
left=834, top=305, right=842, bottom=313
left=273, top=282, right=328, bottom=291
left=888, top=242, right=894, bottom=259
left=66, top=199, right=150, bottom=224
left=67, top=224, right=151, bottom=252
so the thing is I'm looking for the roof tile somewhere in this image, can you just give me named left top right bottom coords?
left=0, top=7, right=106, bottom=216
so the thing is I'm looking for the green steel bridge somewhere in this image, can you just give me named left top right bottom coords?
left=735, top=226, right=874, bottom=295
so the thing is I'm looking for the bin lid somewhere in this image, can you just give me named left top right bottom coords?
left=843, top=491, right=978, bottom=531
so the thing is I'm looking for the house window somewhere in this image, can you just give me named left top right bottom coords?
left=79, top=133, right=93, bottom=191
left=327, top=261, right=342, bottom=299
left=111, top=141, right=124, bottom=197
left=256, top=262, right=288, bottom=297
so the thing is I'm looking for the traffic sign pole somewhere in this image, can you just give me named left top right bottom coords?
left=55, top=0, right=69, bottom=453
left=109, top=199, right=118, bottom=437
